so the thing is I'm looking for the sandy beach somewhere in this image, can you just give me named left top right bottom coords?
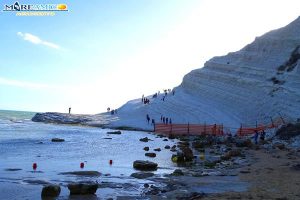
left=203, top=148, right=300, bottom=200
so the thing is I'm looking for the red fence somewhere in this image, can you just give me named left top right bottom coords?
left=154, top=123, right=224, bottom=136
left=236, top=117, right=285, bottom=136
left=154, top=117, right=285, bottom=137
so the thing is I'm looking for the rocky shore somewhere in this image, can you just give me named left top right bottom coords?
left=31, top=112, right=300, bottom=199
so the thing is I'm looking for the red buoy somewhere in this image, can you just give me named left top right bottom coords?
left=80, top=162, right=84, bottom=169
left=109, top=160, right=113, bottom=165
left=32, top=163, right=37, bottom=170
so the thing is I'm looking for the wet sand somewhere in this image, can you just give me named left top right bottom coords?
left=203, top=148, right=300, bottom=200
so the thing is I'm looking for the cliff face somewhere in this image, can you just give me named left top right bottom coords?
left=180, top=16, right=300, bottom=126
left=32, top=17, right=300, bottom=131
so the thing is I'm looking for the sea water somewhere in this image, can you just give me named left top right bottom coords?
left=0, top=110, right=178, bottom=199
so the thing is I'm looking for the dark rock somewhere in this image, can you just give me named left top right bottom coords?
left=107, top=130, right=121, bottom=135
left=41, top=184, right=61, bottom=197
left=172, top=154, right=183, bottom=163
left=240, top=170, right=251, bottom=174
left=182, top=147, right=194, bottom=161
left=178, top=141, right=189, bottom=149
left=168, top=135, right=176, bottom=139
left=5, top=168, right=22, bottom=171
left=221, top=149, right=242, bottom=160
left=291, top=164, right=300, bottom=171
left=32, top=112, right=92, bottom=125
left=143, top=147, right=150, bottom=151
left=163, top=139, right=168, bottom=141
left=165, top=145, right=171, bottom=149
left=144, top=183, right=150, bottom=188
left=145, top=152, right=156, bottom=157
left=103, top=137, right=112, bottom=139
left=130, top=172, right=154, bottom=179
left=236, top=139, right=252, bottom=148
left=276, top=123, right=300, bottom=140
left=51, top=138, right=65, bottom=142
left=133, top=160, right=158, bottom=171
left=273, top=142, right=285, bottom=150
left=192, top=141, right=206, bottom=149
left=60, top=171, right=101, bottom=176
left=204, top=161, right=217, bottom=168
left=154, top=148, right=161, bottom=152
left=140, top=137, right=151, bottom=142
left=171, top=169, right=184, bottom=176
left=67, top=182, right=98, bottom=195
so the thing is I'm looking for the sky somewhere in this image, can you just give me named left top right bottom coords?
left=0, top=0, right=299, bottom=114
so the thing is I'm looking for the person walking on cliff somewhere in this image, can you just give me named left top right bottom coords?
left=68, top=107, right=71, bottom=114
left=151, top=119, right=155, bottom=126
left=146, top=114, right=150, bottom=124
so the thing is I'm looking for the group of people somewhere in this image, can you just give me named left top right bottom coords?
left=253, top=130, right=266, bottom=144
left=141, top=89, right=176, bottom=104
left=161, top=115, right=172, bottom=125
left=146, top=114, right=155, bottom=126
left=107, top=107, right=117, bottom=115
left=142, top=95, right=150, bottom=104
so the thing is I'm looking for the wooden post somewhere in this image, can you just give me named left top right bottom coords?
left=187, top=122, right=190, bottom=135
left=239, top=124, right=242, bottom=136
left=270, top=117, right=274, bottom=128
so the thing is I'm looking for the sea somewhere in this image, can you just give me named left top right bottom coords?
left=0, top=110, right=178, bottom=199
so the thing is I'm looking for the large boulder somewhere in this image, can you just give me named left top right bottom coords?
left=182, top=147, right=194, bottom=161
left=145, top=152, right=156, bottom=157
left=140, top=137, right=151, bottom=142
left=51, top=138, right=65, bottom=142
left=276, top=123, right=300, bottom=140
left=67, top=182, right=98, bottom=195
left=130, top=172, right=154, bottom=179
left=133, top=160, right=158, bottom=171
left=41, top=184, right=61, bottom=197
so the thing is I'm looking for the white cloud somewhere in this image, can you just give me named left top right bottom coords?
left=0, top=77, right=49, bottom=90
left=17, top=32, right=60, bottom=49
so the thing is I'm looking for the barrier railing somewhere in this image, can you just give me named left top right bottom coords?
left=154, top=123, right=224, bottom=136
left=237, top=117, right=285, bottom=136
left=154, top=117, right=285, bottom=137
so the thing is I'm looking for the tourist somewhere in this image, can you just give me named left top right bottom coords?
left=151, top=119, right=155, bottom=126
left=146, top=114, right=150, bottom=124
left=260, top=130, right=266, bottom=142
left=253, top=130, right=259, bottom=144
left=68, top=107, right=71, bottom=114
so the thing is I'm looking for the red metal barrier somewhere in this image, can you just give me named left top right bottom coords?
left=236, top=118, right=285, bottom=136
left=155, top=123, right=224, bottom=136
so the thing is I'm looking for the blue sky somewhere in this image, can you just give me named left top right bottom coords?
left=0, top=0, right=299, bottom=113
